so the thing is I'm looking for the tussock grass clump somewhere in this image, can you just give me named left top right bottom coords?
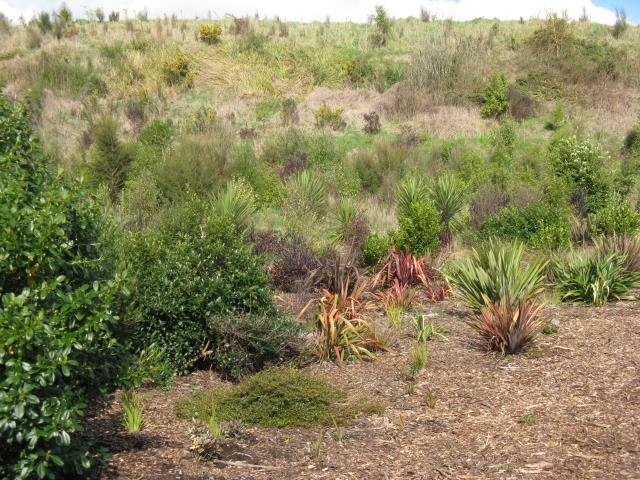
left=175, top=368, right=385, bottom=428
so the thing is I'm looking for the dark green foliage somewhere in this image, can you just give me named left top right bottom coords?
left=480, top=73, right=509, bottom=118
left=175, top=368, right=385, bottom=428
left=140, top=119, right=174, bottom=149
left=393, top=200, right=442, bottom=257
left=360, top=233, right=391, bottom=268
left=88, top=116, right=135, bottom=200
left=122, top=197, right=298, bottom=377
left=0, top=95, right=122, bottom=479
left=481, top=202, right=571, bottom=249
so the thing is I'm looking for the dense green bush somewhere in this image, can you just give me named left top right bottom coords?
left=481, top=202, right=571, bottom=249
left=360, top=233, right=391, bottom=268
left=0, top=96, right=122, bottom=478
left=549, top=135, right=611, bottom=214
left=590, top=196, right=640, bottom=237
left=122, top=197, right=299, bottom=377
left=393, top=200, right=442, bottom=257
left=480, top=73, right=509, bottom=118
left=140, top=118, right=174, bottom=149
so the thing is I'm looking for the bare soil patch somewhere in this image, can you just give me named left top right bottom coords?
left=89, top=300, right=640, bottom=479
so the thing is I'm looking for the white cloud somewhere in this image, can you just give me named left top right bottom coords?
left=0, top=0, right=618, bottom=25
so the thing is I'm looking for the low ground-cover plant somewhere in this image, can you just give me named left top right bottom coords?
left=554, top=251, right=640, bottom=306
left=176, top=368, right=385, bottom=428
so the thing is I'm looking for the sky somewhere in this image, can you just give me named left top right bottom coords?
left=0, top=0, right=638, bottom=25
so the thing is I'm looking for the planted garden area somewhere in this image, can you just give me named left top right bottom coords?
left=1, top=6, right=640, bottom=479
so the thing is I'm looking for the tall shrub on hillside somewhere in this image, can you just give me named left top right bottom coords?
left=0, top=96, right=122, bottom=478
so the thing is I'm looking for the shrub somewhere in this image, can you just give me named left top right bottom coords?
left=370, top=5, right=392, bottom=48
left=88, top=116, right=135, bottom=200
left=394, top=200, right=442, bottom=257
left=528, top=14, right=573, bottom=57
left=252, top=231, right=319, bottom=292
left=360, top=233, right=391, bottom=269
left=590, top=196, right=640, bottom=237
left=481, top=202, right=571, bottom=249
left=545, top=103, right=566, bottom=130
left=314, top=104, right=346, bottom=131
left=363, top=111, right=381, bottom=134
left=344, top=56, right=373, bottom=86
left=176, top=368, right=384, bottom=427
left=447, top=241, right=547, bottom=312
left=281, top=98, right=299, bottom=126
left=122, top=197, right=298, bottom=377
left=468, top=300, right=544, bottom=354
left=199, top=24, right=222, bottom=44
left=140, top=119, right=174, bottom=149
left=0, top=95, right=122, bottom=478
left=508, top=87, right=537, bottom=120
left=162, top=50, right=193, bottom=87
left=554, top=252, right=640, bottom=306
left=480, top=73, right=509, bottom=118
left=549, top=135, right=611, bottom=214
left=612, top=9, right=628, bottom=39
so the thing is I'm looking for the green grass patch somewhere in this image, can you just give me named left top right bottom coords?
left=255, top=99, right=280, bottom=121
left=175, top=367, right=385, bottom=428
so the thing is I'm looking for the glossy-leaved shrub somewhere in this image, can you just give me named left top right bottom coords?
left=481, top=202, right=571, bottom=249
left=121, top=196, right=300, bottom=378
left=0, top=95, right=123, bottom=479
left=393, top=200, right=442, bottom=257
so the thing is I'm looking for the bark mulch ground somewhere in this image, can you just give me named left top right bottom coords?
left=87, top=300, right=640, bottom=480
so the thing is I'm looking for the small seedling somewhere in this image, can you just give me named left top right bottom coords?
left=413, top=315, right=448, bottom=343
left=121, top=389, right=143, bottom=433
left=311, top=430, right=324, bottom=459
left=386, top=304, right=403, bottom=328
left=520, top=413, right=536, bottom=426
left=208, top=410, right=224, bottom=439
left=542, top=320, right=559, bottom=335
left=409, top=342, right=428, bottom=375
left=425, top=388, right=437, bottom=409
left=406, top=379, right=416, bottom=395
left=331, top=416, right=345, bottom=443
